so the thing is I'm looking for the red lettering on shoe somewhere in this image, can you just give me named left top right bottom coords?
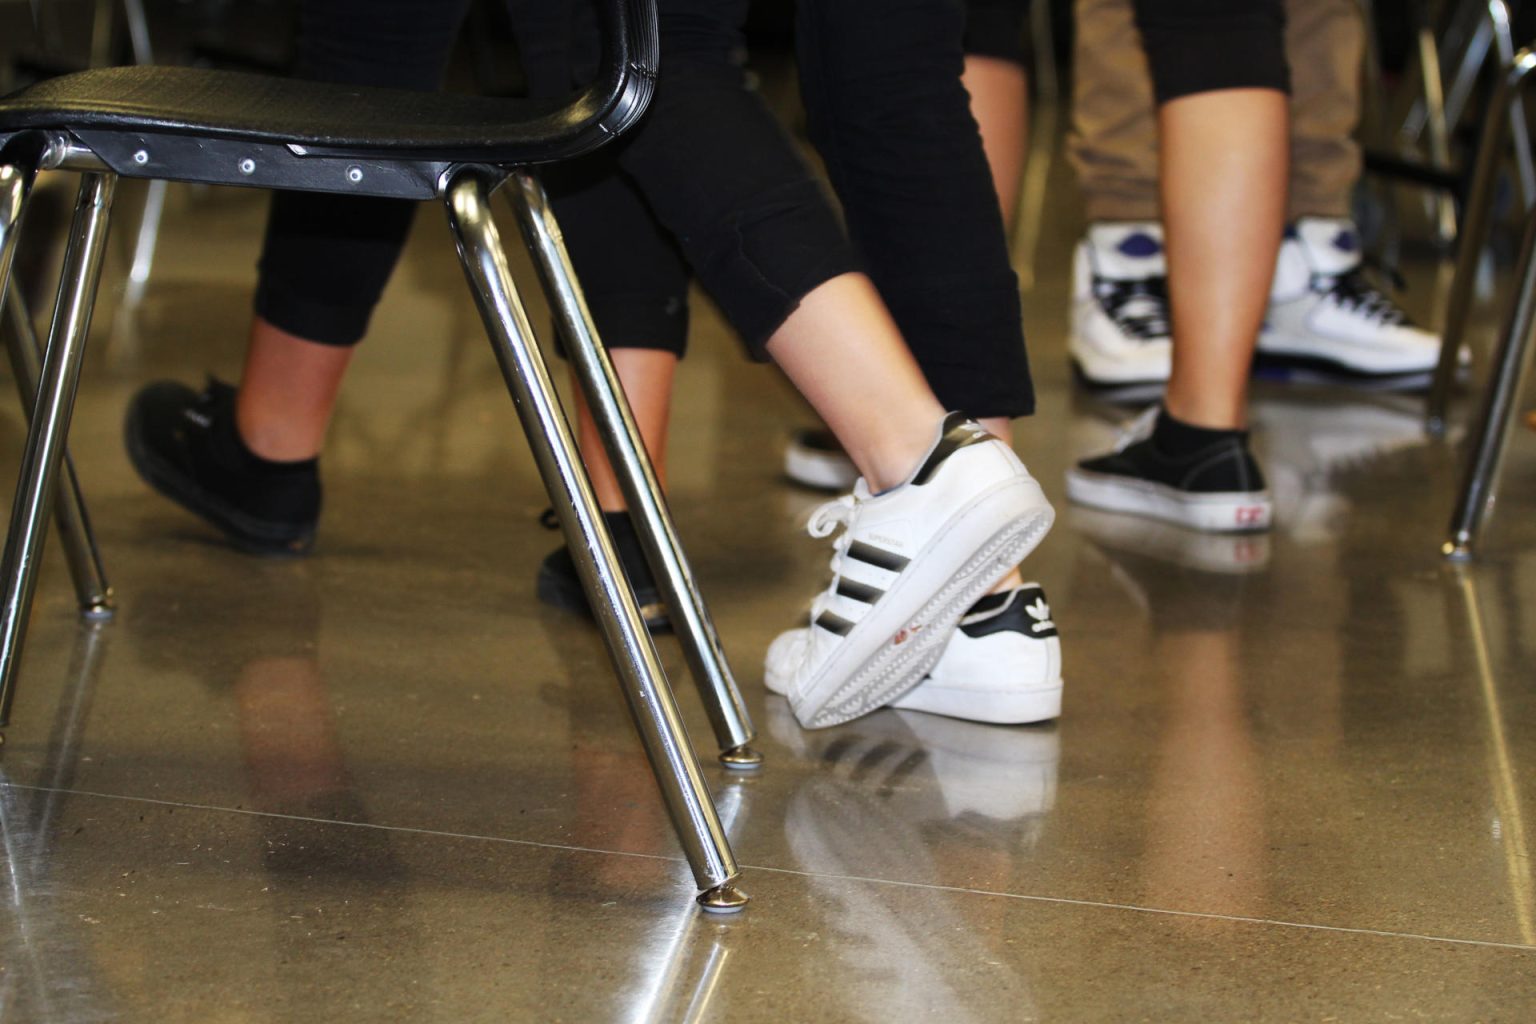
left=1235, top=506, right=1266, bottom=526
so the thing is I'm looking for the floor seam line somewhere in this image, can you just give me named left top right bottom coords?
left=745, top=863, right=1536, bottom=952
left=14, top=782, right=1535, bottom=952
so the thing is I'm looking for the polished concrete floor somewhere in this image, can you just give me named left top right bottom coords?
left=2, top=128, right=1535, bottom=1021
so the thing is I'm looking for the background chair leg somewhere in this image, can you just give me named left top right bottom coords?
left=1444, top=206, right=1536, bottom=560
left=1426, top=50, right=1536, bottom=436
left=443, top=169, right=746, bottom=912
left=505, top=171, right=761, bottom=772
left=4, top=289, right=113, bottom=619
left=0, top=163, right=36, bottom=305
left=122, top=178, right=166, bottom=308
left=0, top=172, right=116, bottom=731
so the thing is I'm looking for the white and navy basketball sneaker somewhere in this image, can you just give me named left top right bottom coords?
left=1259, top=217, right=1454, bottom=385
left=766, top=584, right=1064, bottom=725
left=765, top=413, right=1054, bottom=730
left=1069, top=222, right=1173, bottom=390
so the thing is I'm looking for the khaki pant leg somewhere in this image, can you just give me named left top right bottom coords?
left=1284, top=0, right=1363, bottom=219
left=1068, top=0, right=1160, bottom=223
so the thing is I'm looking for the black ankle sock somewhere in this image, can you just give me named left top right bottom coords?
left=1152, top=408, right=1246, bottom=459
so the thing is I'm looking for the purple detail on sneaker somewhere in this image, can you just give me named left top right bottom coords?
left=1117, top=232, right=1162, bottom=259
left=1331, top=228, right=1360, bottom=253
left=1283, top=224, right=1300, bottom=240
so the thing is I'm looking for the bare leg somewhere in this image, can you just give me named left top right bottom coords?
left=962, top=55, right=1030, bottom=233
left=1158, top=89, right=1289, bottom=430
left=573, top=348, right=678, bottom=513
left=765, top=273, right=947, bottom=492
left=235, top=316, right=354, bottom=461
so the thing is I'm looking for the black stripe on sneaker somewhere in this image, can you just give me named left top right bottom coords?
left=814, top=610, right=855, bottom=636
left=911, top=412, right=993, bottom=486
left=847, top=541, right=910, bottom=573
left=836, top=577, right=885, bottom=604
left=964, top=591, right=1014, bottom=617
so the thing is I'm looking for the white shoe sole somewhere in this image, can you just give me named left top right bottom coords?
left=1069, top=348, right=1172, bottom=387
left=1257, top=332, right=1441, bottom=376
left=790, top=476, right=1055, bottom=730
left=1065, top=467, right=1271, bottom=534
left=892, top=680, right=1062, bottom=725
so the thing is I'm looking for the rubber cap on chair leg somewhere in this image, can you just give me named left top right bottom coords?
left=718, top=745, right=763, bottom=770
left=697, top=883, right=750, bottom=913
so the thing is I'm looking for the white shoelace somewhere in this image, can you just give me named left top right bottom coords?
left=805, top=495, right=858, bottom=622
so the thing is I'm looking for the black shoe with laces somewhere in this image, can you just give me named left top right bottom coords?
left=1065, top=407, right=1272, bottom=533
left=124, top=378, right=320, bottom=556
left=535, top=509, right=671, bottom=632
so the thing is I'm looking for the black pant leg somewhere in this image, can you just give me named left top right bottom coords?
left=797, top=0, right=1034, bottom=418
left=509, top=0, right=692, bottom=355
left=606, top=0, right=861, bottom=354
left=253, top=0, right=473, bottom=346
left=1132, top=0, right=1289, bottom=105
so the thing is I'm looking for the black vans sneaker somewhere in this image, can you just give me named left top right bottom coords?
left=536, top=510, right=670, bottom=632
left=124, top=378, right=320, bottom=556
left=1065, top=407, right=1272, bottom=533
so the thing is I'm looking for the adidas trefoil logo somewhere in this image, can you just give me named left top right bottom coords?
left=1025, top=596, right=1054, bottom=634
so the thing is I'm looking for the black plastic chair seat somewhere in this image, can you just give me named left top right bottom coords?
left=0, top=65, right=611, bottom=164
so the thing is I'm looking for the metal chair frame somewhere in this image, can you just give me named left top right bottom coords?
left=1360, top=0, right=1533, bottom=246
left=0, top=0, right=756, bottom=911
left=1432, top=47, right=1536, bottom=559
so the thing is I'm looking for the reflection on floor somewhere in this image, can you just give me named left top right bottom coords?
left=2, top=155, right=1535, bottom=1023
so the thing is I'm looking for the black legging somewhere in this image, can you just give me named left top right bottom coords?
left=253, top=0, right=1284, bottom=418
left=960, top=0, right=1287, bottom=103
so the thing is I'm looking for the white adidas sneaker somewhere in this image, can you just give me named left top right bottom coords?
left=764, top=413, right=1054, bottom=730
left=1069, top=222, right=1173, bottom=388
left=767, top=585, right=1064, bottom=725
left=890, top=585, right=1062, bottom=724
left=1261, top=217, right=1450, bottom=380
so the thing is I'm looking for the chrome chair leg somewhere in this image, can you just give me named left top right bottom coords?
left=1443, top=205, right=1536, bottom=560
left=122, top=0, right=155, bottom=65
left=443, top=169, right=746, bottom=912
left=0, top=172, right=116, bottom=730
left=4, top=289, right=113, bottom=619
left=1426, top=50, right=1536, bottom=436
left=505, top=171, right=761, bottom=772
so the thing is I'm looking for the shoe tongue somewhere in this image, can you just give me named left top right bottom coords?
left=1295, top=218, right=1363, bottom=276
left=1087, top=223, right=1166, bottom=280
